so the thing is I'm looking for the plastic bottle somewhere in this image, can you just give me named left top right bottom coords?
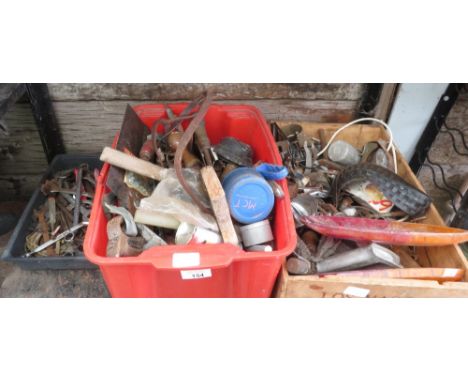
left=327, top=140, right=361, bottom=166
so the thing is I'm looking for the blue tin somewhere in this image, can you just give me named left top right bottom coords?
left=222, top=167, right=275, bottom=224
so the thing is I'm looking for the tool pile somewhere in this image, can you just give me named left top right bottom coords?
left=24, top=164, right=96, bottom=257
left=99, top=92, right=287, bottom=257
left=271, top=121, right=468, bottom=281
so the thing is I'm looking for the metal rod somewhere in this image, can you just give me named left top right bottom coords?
left=409, top=84, right=461, bottom=173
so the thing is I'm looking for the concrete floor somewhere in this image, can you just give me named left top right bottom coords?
left=0, top=202, right=109, bottom=298
left=0, top=239, right=109, bottom=298
left=418, top=89, right=468, bottom=224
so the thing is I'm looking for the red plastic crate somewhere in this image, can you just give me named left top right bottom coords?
left=84, top=103, right=296, bottom=297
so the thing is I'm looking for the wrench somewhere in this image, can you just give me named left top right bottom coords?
left=35, top=207, right=55, bottom=256
left=47, top=196, right=56, bottom=231
left=104, top=202, right=138, bottom=236
left=137, top=223, right=167, bottom=249
left=24, top=222, right=88, bottom=258
left=303, top=140, right=313, bottom=175
left=80, top=205, right=91, bottom=222
left=73, top=166, right=84, bottom=226
left=107, top=216, right=145, bottom=257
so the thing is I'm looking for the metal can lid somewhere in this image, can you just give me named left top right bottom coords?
left=223, top=168, right=274, bottom=224
left=239, top=219, right=274, bottom=247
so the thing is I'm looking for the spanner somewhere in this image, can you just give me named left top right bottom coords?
left=137, top=223, right=167, bottom=249
left=73, top=165, right=84, bottom=226
left=104, top=202, right=138, bottom=237
left=24, top=222, right=88, bottom=258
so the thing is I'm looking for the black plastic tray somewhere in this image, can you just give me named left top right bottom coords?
left=1, top=154, right=102, bottom=270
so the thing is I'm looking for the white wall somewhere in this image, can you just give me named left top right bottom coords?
left=388, top=83, right=448, bottom=160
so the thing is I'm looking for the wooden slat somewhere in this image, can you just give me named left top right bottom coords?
left=275, top=266, right=468, bottom=298
left=0, top=175, right=41, bottom=201
left=0, top=83, right=26, bottom=119
left=201, top=166, right=238, bottom=245
left=391, top=247, right=421, bottom=268
left=47, top=83, right=366, bottom=101
left=0, top=103, right=48, bottom=175
left=374, top=83, right=398, bottom=121
left=53, top=100, right=361, bottom=155
left=0, top=102, right=47, bottom=200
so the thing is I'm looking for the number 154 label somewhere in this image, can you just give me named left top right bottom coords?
left=180, top=269, right=212, bottom=280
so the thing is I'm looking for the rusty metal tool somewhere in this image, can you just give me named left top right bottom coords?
left=42, top=179, right=94, bottom=199
left=149, top=96, right=205, bottom=155
left=174, top=91, right=213, bottom=213
left=139, top=137, right=155, bottom=162
left=47, top=196, right=56, bottom=231
left=73, top=165, right=84, bottom=226
left=80, top=205, right=91, bottom=222
left=303, top=141, right=313, bottom=174
left=106, top=216, right=145, bottom=257
left=137, top=223, right=167, bottom=249
left=35, top=207, right=55, bottom=256
left=25, top=231, right=43, bottom=255
left=56, top=195, right=73, bottom=226
left=107, top=105, right=148, bottom=209
left=195, top=121, right=214, bottom=166
left=104, top=202, right=138, bottom=237
left=168, top=131, right=202, bottom=168
left=123, top=170, right=153, bottom=197
left=24, top=222, right=88, bottom=258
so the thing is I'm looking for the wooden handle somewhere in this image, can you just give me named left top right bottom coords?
left=167, top=132, right=201, bottom=168
left=100, top=147, right=168, bottom=181
left=195, top=123, right=213, bottom=166
left=201, top=166, right=239, bottom=246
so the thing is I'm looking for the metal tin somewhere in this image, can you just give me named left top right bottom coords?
left=239, top=220, right=274, bottom=247
left=175, top=222, right=222, bottom=245
left=222, top=167, right=275, bottom=224
left=291, top=193, right=319, bottom=227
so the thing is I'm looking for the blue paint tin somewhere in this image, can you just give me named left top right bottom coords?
left=222, top=167, right=275, bottom=224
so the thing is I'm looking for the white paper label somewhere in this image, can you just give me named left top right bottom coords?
left=343, top=286, right=369, bottom=298
left=180, top=269, right=212, bottom=280
left=443, top=268, right=458, bottom=277
left=346, top=181, right=393, bottom=213
left=172, top=252, right=200, bottom=268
